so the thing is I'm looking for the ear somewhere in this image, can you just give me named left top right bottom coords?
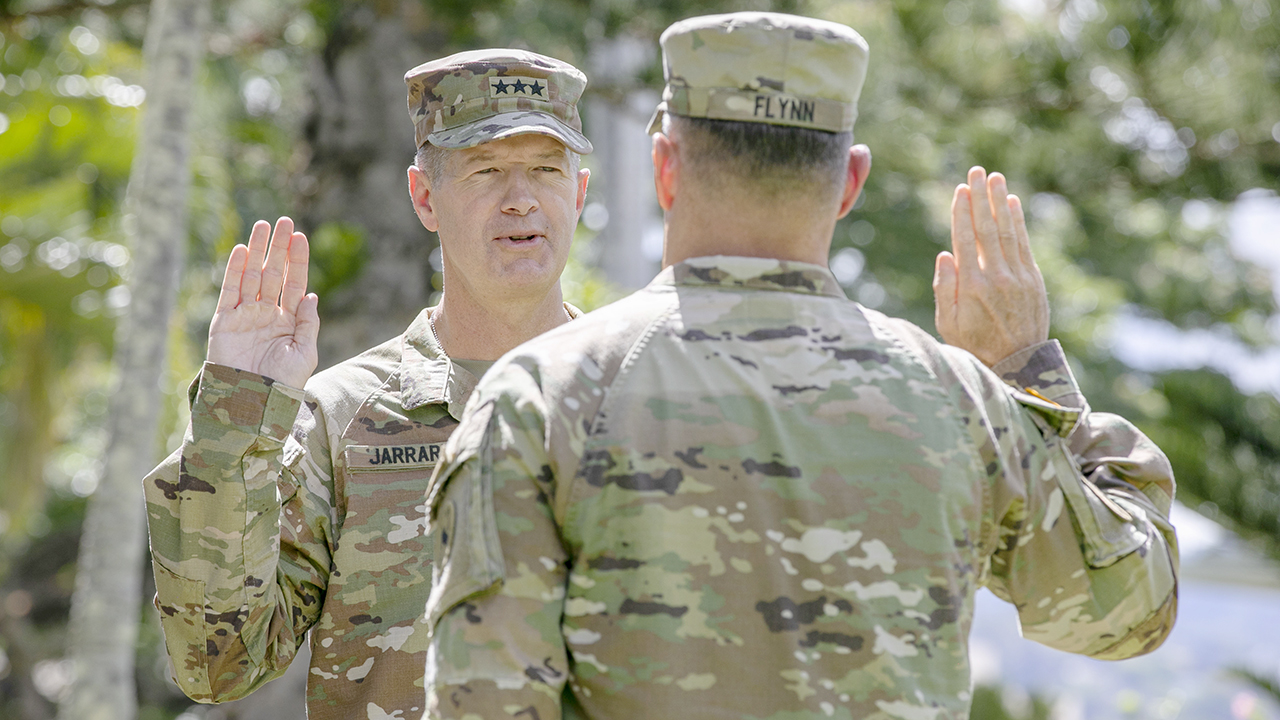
left=836, top=144, right=872, bottom=219
left=575, top=167, right=590, bottom=217
left=407, top=165, right=440, bottom=233
left=652, top=132, right=679, bottom=211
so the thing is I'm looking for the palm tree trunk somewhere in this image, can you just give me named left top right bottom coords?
left=58, top=0, right=209, bottom=717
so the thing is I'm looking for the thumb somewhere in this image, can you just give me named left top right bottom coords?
left=933, top=251, right=958, bottom=341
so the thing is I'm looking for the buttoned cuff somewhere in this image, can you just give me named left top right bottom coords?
left=990, top=340, right=1087, bottom=410
left=194, top=362, right=306, bottom=444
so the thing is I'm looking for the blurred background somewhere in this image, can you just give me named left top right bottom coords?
left=0, top=0, right=1278, bottom=718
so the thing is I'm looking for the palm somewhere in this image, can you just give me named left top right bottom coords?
left=206, top=217, right=319, bottom=389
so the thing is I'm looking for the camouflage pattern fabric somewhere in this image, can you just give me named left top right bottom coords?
left=424, top=256, right=1179, bottom=720
left=405, top=49, right=592, bottom=153
left=144, top=305, right=581, bottom=720
left=647, top=12, right=869, bottom=135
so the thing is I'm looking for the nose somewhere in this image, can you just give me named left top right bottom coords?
left=501, top=171, right=538, bottom=216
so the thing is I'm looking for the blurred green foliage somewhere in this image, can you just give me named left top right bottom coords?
left=307, top=221, right=367, bottom=304
left=970, top=684, right=1053, bottom=720
left=0, top=0, right=1278, bottom=717
left=1234, top=666, right=1280, bottom=708
left=813, top=0, right=1280, bottom=560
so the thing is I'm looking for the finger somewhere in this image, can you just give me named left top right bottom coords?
left=280, top=231, right=310, bottom=315
left=988, top=173, right=1019, bottom=269
left=968, top=166, right=1005, bottom=273
left=216, top=244, right=249, bottom=313
left=239, top=220, right=271, bottom=305
left=258, top=217, right=294, bottom=305
left=951, top=184, right=981, bottom=282
left=294, top=293, right=321, bottom=355
left=1009, top=194, right=1051, bottom=337
left=932, top=251, right=959, bottom=340
left=1009, top=194, right=1037, bottom=273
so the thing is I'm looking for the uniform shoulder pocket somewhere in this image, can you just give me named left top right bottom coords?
left=1013, top=391, right=1146, bottom=568
left=425, top=402, right=505, bottom=633
left=275, top=435, right=307, bottom=503
left=151, top=561, right=213, bottom=700
left=1041, top=435, right=1149, bottom=569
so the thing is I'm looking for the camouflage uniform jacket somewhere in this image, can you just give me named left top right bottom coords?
left=424, top=256, right=1179, bottom=720
left=144, top=304, right=580, bottom=720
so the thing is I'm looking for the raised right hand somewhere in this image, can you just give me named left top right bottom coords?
left=207, top=217, right=319, bottom=389
left=932, top=167, right=1050, bottom=368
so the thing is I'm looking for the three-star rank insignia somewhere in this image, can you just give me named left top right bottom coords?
left=489, top=76, right=547, bottom=99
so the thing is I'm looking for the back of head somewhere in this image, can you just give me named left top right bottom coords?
left=650, top=12, right=869, bottom=203
left=664, top=116, right=851, bottom=203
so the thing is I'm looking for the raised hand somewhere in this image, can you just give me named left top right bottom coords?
left=207, top=217, right=320, bottom=389
left=932, top=166, right=1050, bottom=368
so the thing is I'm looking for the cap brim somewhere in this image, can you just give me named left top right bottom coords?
left=427, top=111, right=593, bottom=154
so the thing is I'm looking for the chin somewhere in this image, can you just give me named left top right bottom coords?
left=495, top=257, right=562, bottom=290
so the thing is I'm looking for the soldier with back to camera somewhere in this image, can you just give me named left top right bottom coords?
left=143, top=49, right=595, bottom=720
left=422, top=12, right=1178, bottom=720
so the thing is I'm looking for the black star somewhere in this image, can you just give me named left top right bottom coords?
left=493, top=79, right=510, bottom=94
left=530, top=80, right=545, bottom=97
left=512, top=79, right=528, bottom=94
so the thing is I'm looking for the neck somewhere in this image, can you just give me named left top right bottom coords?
left=661, top=189, right=838, bottom=268
left=432, top=284, right=569, bottom=361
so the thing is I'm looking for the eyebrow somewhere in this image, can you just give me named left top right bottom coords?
left=531, top=150, right=570, bottom=162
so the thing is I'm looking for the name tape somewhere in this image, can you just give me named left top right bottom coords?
left=346, top=443, right=443, bottom=471
left=669, top=87, right=853, bottom=133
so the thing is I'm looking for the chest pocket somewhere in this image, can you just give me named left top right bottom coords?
left=338, top=442, right=443, bottom=552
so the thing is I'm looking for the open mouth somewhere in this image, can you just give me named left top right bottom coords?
left=498, top=233, right=543, bottom=245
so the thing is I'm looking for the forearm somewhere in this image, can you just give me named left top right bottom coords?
left=986, top=345, right=1178, bottom=658
left=145, top=362, right=326, bottom=701
left=993, top=339, right=1177, bottom=572
left=995, top=431, right=1177, bottom=658
left=1028, top=410, right=1178, bottom=658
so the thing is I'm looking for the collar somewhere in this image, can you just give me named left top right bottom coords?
left=654, top=256, right=848, bottom=299
left=399, top=303, right=585, bottom=418
left=399, top=308, right=456, bottom=415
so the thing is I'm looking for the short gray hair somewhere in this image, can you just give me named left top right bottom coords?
left=415, top=142, right=450, bottom=186
left=665, top=115, right=851, bottom=201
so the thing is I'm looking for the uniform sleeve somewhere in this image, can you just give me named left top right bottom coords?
left=977, top=341, right=1178, bottom=659
left=423, top=377, right=569, bottom=719
left=143, top=361, right=334, bottom=702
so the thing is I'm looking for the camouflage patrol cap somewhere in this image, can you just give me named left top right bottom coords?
left=405, top=49, right=593, bottom=154
left=647, top=12, right=869, bottom=135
